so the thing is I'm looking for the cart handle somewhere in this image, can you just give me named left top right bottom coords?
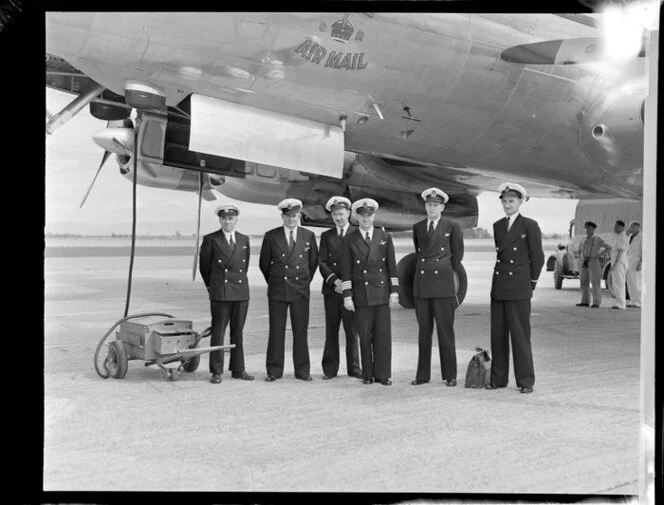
left=94, top=312, right=176, bottom=379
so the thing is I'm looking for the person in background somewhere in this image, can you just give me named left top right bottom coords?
left=576, top=221, right=610, bottom=309
left=626, top=221, right=642, bottom=308
left=609, top=220, right=629, bottom=310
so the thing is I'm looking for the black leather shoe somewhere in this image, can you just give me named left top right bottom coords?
left=265, top=375, right=278, bottom=382
left=520, top=386, right=534, bottom=394
left=378, top=379, right=392, bottom=386
left=210, top=373, right=222, bottom=384
left=445, top=379, right=457, bottom=387
left=485, top=383, right=507, bottom=390
left=322, top=375, right=334, bottom=380
left=296, top=375, right=313, bottom=381
left=576, top=303, right=589, bottom=307
left=411, top=379, right=429, bottom=385
left=349, top=371, right=363, bottom=379
left=362, top=378, right=374, bottom=384
left=590, top=304, right=600, bottom=308
left=231, top=371, right=254, bottom=381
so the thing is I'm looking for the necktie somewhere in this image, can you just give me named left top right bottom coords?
left=505, top=216, right=510, bottom=231
left=365, top=231, right=371, bottom=243
left=428, top=221, right=435, bottom=237
left=338, top=228, right=343, bottom=238
left=229, top=234, right=235, bottom=249
left=289, top=230, right=295, bottom=252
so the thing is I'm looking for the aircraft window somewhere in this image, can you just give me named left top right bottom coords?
left=257, top=165, right=277, bottom=178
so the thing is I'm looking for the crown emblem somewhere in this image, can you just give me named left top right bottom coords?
left=331, top=14, right=354, bottom=43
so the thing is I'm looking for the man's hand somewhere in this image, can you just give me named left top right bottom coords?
left=389, top=292, right=399, bottom=308
left=344, top=297, right=355, bottom=312
left=334, top=279, right=343, bottom=294
left=531, top=280, right=537, bottom=292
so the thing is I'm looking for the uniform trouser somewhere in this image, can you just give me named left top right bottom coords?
left=266, top=298, right=311, bottom=378
left=610, top=263, right=628, bottom=309
left=355, top=304, right=392, bottom=381
left=322, top=294, right=362, bottom=377
left=209, top=300, right=248, bottom=374
left=579, top=259, right=602, bottom=305
left=414, top=296, right=457, bottom=381
left=626, top=265, right=642, bottom=306
left=490, top=298, right=535, bottom=388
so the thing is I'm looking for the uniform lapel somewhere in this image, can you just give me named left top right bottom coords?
left=288, top=227, right=305, bottom=260
left=423, top=219, right=444, bottom=255
left=276, top=228, right=290, bottom=259
left=356, top=228, right=371, bottom=258
left=213, top=230, right=233, bottom=265
left=498, top=214, right=522, bottom=252
left=368, top=228, right=381, bottom=259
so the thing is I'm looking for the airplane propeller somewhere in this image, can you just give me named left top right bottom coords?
left=79, top=149, right=112, bottom=208
left=192, top=171, right=204, bottom=281
left=80, top=118, right=133, bottom=208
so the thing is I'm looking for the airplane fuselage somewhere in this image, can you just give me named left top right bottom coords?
left=46, top=12, right=646, bottom=199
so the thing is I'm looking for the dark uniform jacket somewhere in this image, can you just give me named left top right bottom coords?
left=413, top=217, right=464, bottom=299
left=491, top=214, right=545, bottom=300
left=259, top=227, right=319, bottom=302
left=340, top=228, right=398, bottom=307
left=199, top=229, right=250, bottom=301
left=319, top=225, right=358, bottom=297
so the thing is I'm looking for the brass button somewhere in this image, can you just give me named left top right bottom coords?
left=363, top=270, right=367, bottom=274
left=509, top=272, right=513, bottom=276
left=218, top=259, right=222, bottom=263
left=421, top=270, right=424, bottom=274
left=434, top=270, right=438, bottom=274
left=365, top=281, right=368, bottom=285
left=510, top=260, right=514, bottom=264
left=284, top=276, right=287, bottom=280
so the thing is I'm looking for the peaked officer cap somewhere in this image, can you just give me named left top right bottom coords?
left=498, top=182, right=529, bottom=201
left=325, top=196, right=352, bottom=212
left=421, top=187, right=449, bottom=204
left=351, top=198, right=379, bottom=215
left=277, top=198, right=303, bottom=214
left=215, top=204, right=239, bottom=216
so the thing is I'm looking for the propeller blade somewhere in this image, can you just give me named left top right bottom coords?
left=79, top=149, right=112, bottom=209
left=192, top=173, right=204, bottom=281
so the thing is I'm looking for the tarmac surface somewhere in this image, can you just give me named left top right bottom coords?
left=44, top=239, right=642, bottom=493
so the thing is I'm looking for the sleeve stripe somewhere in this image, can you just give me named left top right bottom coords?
left=341, top=281, right=352, bottom=290
left=325, top=274, right=336, bottom=283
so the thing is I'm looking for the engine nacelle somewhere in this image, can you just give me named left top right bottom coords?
left=578, top=78, right=645, bottom=181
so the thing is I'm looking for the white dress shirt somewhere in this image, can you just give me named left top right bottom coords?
left=427, top=216, right=440, bottom=232
left=223, top=230, right=236, bottom=245
left=284, top=226, right=298, bottom=243
left=360, top=226, right=374, bottom=241
left=505, top=211, right=520, bottom=231
left=337, top=223, right=350, bottom=237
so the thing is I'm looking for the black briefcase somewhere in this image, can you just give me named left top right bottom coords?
left=464, top=347, right=491, bottom=388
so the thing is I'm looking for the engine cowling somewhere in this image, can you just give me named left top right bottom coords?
left=578, top=78, right=645, bottom=185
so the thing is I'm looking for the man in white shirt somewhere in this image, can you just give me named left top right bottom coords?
left=626, top=221, right=642, bottom=308
left=609, top=220, right=629, bottom=310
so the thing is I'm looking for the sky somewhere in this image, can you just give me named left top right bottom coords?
left=46, top=88, right=579, bottom=236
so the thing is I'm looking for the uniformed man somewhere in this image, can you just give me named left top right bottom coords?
left=487, top=183, right=544, bottom=394
left=576, top=221, right=610, bottom=308
left=626, top=221, right=642, bottom=308
left=609, top=219, right=629, bottom=310
left=340, top=198, right=399, bottom=385
left=259, top=198, right=319, bottom=381
left=199, top=204, right=254, bottom=384
left=410, top=187, right=464, bottom=387
left=318, top=196, right=363, bottom=380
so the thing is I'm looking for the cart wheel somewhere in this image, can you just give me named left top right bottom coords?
left=168, top=368, right=179, bottom=381
left=182, top=354, right=200, bottom=373
left=107, top=341, right=128, bottom=379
